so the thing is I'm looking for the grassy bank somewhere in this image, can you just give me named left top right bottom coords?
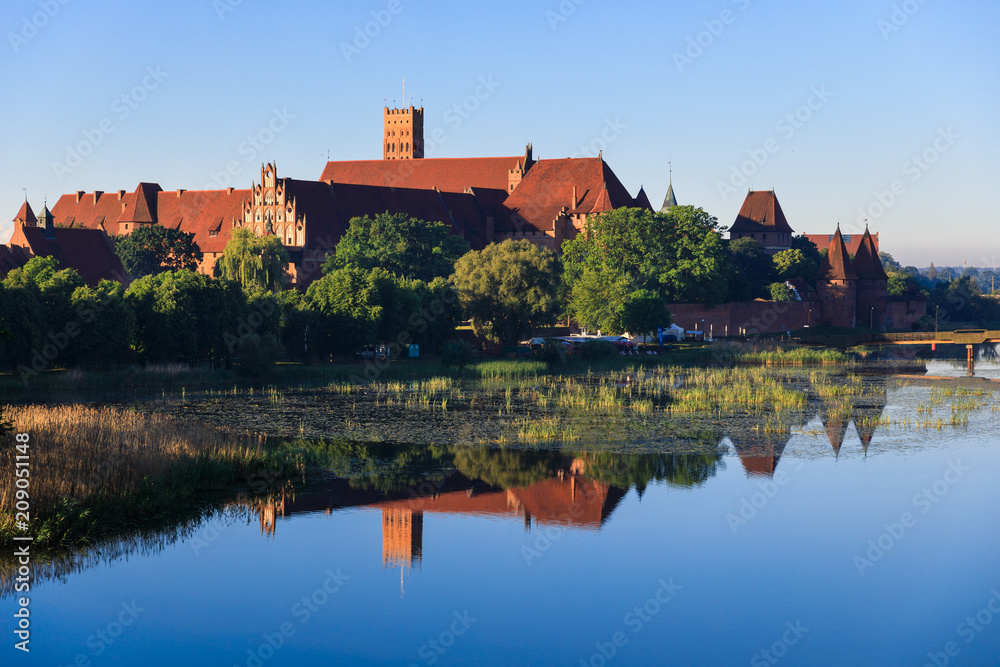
left=0, top=404, right=317, bottom=549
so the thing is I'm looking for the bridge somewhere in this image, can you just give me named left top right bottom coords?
left=798, top=329, right=1000, bottom=376
left=877, top=330, right=1000, bottom=375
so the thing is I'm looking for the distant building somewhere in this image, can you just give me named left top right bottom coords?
left=2, top=201, right=127, bottom=285
left=728, top=190, right=794, bottom=255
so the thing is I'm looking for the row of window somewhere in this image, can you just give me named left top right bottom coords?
left=386, top=143, right=411, bottom=153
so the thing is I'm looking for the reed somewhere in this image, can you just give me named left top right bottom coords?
left=0, top=404, right=306, bottom=548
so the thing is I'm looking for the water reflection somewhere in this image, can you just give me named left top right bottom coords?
left=253, top=447, right=724, bottom=571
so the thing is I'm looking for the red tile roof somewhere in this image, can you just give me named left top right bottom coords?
left=730, top=190, right=794, bottom=234
left=13, top=201, right=36, bottom=225
left=501, top=158, right=635, bottom=231
left=816, top=227, right=857, bottom=281
left=154, top=188, right=251, bottom=253
left=320, top=156, right=523, bottom=193
left=120, top=183, right=161, bottom=224
left=5, top=224, right=127, bottom=285
left=851, top=228, right=887, bottom=281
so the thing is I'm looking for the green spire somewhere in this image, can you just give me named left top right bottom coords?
left=660, top=163, right=677, bottom=212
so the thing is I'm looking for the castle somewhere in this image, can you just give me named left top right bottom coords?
left=6, top=104, right=650, bottom=288
left=667, top=190, right=925, bottom=333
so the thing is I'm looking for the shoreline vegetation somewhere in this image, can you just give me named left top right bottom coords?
left=0, top=341, right=922, bottom=399
left=2, top=342, right=982, bottom=564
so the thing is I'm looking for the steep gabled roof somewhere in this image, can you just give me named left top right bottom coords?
left=852, top=227, right=888, bottom=281
left=319, top=156, right=524, bottom=193
left=14, top=200, right=36, bottom=225
left=500, top=158, right=634, bottom=231
left=816, top=226, right=857, bottom=280
left=52, top=190, right=132, bottom=229
left=730, top=190, right=794, bottom=234
left=120, top=183, right=161, bottom=223
left=634, top=186, right=653, bottom=211
left=11, top=226, right=127, bottom=285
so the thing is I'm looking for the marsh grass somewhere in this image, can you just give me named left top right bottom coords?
left=0, top=405, right=309, bottom=549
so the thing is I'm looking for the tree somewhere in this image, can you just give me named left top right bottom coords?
left=114, top=226, right=202, bottom=279
left=67, top=280, right=134, bottom=366
left=791, top=235, right=823, bottom=270
left=568, top=267, right=668, bottom=335
left=452, top=239, right=561, bottom=346
left=306, top=267, right=395, bottom=356
left=879, top=251, right=902, bottom=272
left=727, top=237, right=775, bottom=301
left=216, top=228, right=289, bottom=292
left=769, top=282, right=796, bottom=302
left=323, top=212, right=470, bottom=282
left=772, top=249, right=819, bottom=284
left=563, top=206, right=732, bottom=311
left=927, top=262, right=937, bottom=283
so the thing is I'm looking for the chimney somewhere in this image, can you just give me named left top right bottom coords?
left=75, top=191, right=84, bottom=203
left=117, top=190, right=126, bottom=200
left=227, top=187, right=234, bottom=195
left=571, top=186, right=578, bottom=210
left=176, top=189, right=185, bottom=198
left=93, top=191, right=103, bottom=204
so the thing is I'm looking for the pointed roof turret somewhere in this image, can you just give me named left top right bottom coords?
left=591, top=180, right=614, bottom=214
left=634, top=186, right=653, bottom=211
left=816, top=225, right=857, bottom=281
left=852, top=227, right=888, bottom=281
left=14, top=200, right=37, bottom=226
left=660, top=165, right=678, bottom=212
left=39, top=204, right=55, bottom=239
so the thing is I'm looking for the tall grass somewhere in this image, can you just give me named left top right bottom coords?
left=0, top=405, right=306, bottom=548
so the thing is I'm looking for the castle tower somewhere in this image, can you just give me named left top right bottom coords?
left=815, top=226, right=857, bottom=328
left=383, top=106, right=424, bottom=160
left=13, top=200, right=37, bottom=228
left=852, top=227, right=889, bottom=330
left=382, top=508, right=423, bottom=568
left=729, top=190, right=794, bottom=255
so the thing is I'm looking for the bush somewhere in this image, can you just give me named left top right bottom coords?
left=441, top=340, right=476, bottom=368
left=578, top=340, right=617, bottom=360
left=534, top=340, right=566, bottom=364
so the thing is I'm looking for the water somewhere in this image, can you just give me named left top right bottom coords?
left=5, top=377, right=1000, bottom=666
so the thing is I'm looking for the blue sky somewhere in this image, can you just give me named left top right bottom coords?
left=2, top=0, right=997, bottom=267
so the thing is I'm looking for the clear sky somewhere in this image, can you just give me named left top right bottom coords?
left=2, top=0, right=997, bottom=267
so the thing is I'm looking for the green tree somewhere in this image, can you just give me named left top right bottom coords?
left=114, top=225, right=202, bottom=279
left=727, top=237, right=775, bottom=301
left=68, top=280, right=134, bottom=366
left=216, top=228, right=289, bottom=292
left=563, top=206, right=731, bottom=307
left=791, top=235, right=823, bottom=270
left=772, top=249, right=819, bottom=284
left=879, top=251, right=902, bottom=272
left=324, top=212, right=470, bottom=282
left=451, top=239, right=561, bottom=346
left=306, top=267, right=395, bottom=355
left=769, top=282, right=796, bottom=302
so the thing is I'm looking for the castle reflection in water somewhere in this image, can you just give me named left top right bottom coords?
left=254, top=383, right=888, bottom=569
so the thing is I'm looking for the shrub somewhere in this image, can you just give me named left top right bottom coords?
left=578, top=340, right=617, bottom=360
